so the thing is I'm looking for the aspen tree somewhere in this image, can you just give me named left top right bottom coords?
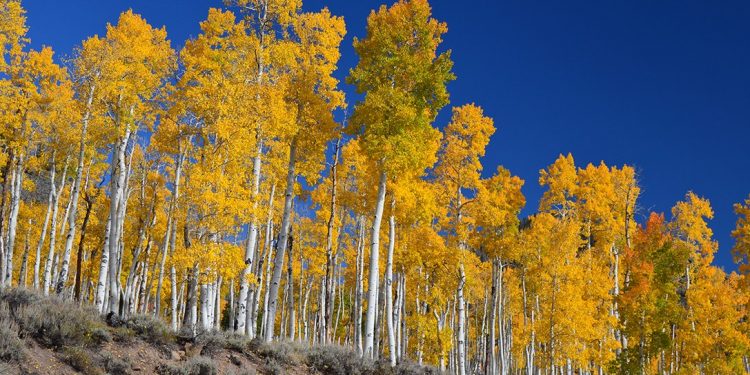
left=90, top=10, right=175, bottom=314
left=347, top=0, right=453, bottom=358
left=263, top=7, right=345, bottom=342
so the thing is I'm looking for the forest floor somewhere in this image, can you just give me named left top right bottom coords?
left=0, top=288, right=440, bottom=375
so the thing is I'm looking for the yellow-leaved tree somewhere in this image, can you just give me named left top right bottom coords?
left=347, top=0, right=453, bottom=358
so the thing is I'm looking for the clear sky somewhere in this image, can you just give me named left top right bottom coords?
left=23, top=0, right=750, bottom=270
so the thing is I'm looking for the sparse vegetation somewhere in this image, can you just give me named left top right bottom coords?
left=101, top=351, right=132, bottom=375
left=155, top=356, right=218, bottom=375
left=0, top=289, right=444, bottom=374
left=125, top=314, right=174, bottom=346
left=62, top=346, right=103, bottom=375
left=0, top=288, right=106, bottom=348
left=307, top=344, right=374, bottom=375
left=0, top=306, right=24, bottom=362
left=184, top=356, right=217, bottom=375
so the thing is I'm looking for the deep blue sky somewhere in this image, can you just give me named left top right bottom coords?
left=24, top=1, right=750, bottom=270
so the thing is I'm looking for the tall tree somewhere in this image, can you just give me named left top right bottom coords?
left=347, top=0, right=453, bottom=358
left=89, top=10, right=175, bottom=314
left=263, top=6, right=346, bottom=342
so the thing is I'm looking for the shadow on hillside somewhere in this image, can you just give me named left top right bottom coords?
left=0, top=288, right=443, bottom=375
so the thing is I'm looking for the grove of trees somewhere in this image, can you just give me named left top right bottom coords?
left=1, top=0, right=749, bottom=374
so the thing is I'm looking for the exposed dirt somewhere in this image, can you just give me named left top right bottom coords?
left=3, top=335, right=280, bottom=375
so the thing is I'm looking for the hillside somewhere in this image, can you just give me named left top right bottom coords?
left=0, top=289, right=440, bottom=375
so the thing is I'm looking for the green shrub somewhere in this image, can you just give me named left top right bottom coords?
left=156, top=362, right=187, bottom=375
left=111, top=325, right=136, bottom=343
left=0, top=288, right=39, bottom=312
left=15, top=296, right=106, bottom=348
left=195, top=330, right=226, bottom=357
left=101, top=351, right=131, bottom=375
left=125, top=314, right=174, bottom=345
left=154, top=357, right=217, bottom=375
left=62, top=346, right=103, bottom=375
left=184, top=356, right=217, bottom=375
left=306, top=345, right=374, bottom=375
left=260, top=358, right=284, bottom=375
left=391, top=359, right=443, bottom=375
left=0, top=304, right=24, bottom=362
left=253, top=339, right=305, bottom=366
left=223, top=333, right=250, bottom=353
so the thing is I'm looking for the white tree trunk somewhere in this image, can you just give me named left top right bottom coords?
left=33, top=156, right=56, bottom=290
left=457, top=264, right=467, bottom=375
left=323, top=138, right=341, bottom=343
left=43, top=159, right=69, bottom=295
left=263, top=138, right=297, bottom=342
left=4, top=155, right=25, bottom=286
left=385, top=202, right=397, bottom=366
left=354, top=216, right=365, bottom=354
left=55, top=83, right=95, bottom=295
left=94, top=216, right=112, bottom=311
left=236, top=141, right=262, bottom=335
left=364, top=168, right=387, bottom=359
left=107, top=130, right=130, bottom=313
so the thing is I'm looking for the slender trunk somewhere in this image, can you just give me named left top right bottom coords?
left=34, top=154, right=56, bottom=290
left=364, top=168, right=387, bottom=358
left=237, top=139, right=263, bottom=335
left=97, top=127, right=130, bottom=313
left=354, top=215, right=365, bottom=354
left=55, top=83, right=95, bottom=295
left=488, top=260, right=498, bottom=375
left=4, top=154, right=25, bottom=286
left=18, top=222, right=31, bottom=287
left=263, top=137, right=297, bottom=342
left=457, top=264, right=467, bottom=375
left=43, top=158, right=69, bottom=295
left=183, top=264, right=199, bottom=336
left=74, top=176, right=95, bottom=301
left=286, top=234, right=295, bottom=341
left=110, top=136, right=135, bottom=314
left=0, top=152, right=14, bottom=288
left=323, top=137, right=341, bottom=343
left=385, top=199, right=397, bottom=366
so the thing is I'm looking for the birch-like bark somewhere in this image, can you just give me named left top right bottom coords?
left=33, top=154, right=56, bottom=290
left=457, top=264, right=467, bottom=375
left=158, top=143, right=185, bottom=327
left=260, top=223, right=275, bottom=336
left=487, top=260, right=498, bottom=375
left=96, top=126, right=131, bottom=313
left=4, top=154, right=25, bottom=286
left=246, top=187, right=269, bottom=335
left=43, top=158, right=69, bottom=295
left=183, top=264, right=198, bottom=336
left=74, top=187, right=94, bottom=301
left=385, top=199, right=397, bottom=366
left=236, top=140, right=262, bottom=335
left=323, top=137, right=341, bottom=343
left=104, top=130, right=128, bottom=313
left=124, top=182, right=156, bottom=312
left=111, top=141, right=135, bottom=313
left=286, top=233, right=296, bottom=340
left=249, top=183, right=275, bottom=337
left=354, top=215, right=365, bottom=354
left=18, top=223, right=31, bottom=287
left=0, top=153, right=13, bottom=288
left=55, top=83, right=95, bottom=295
left=263, top=137, right=297, bottom=342
left=214, top=276, right=222, bottom=330
left=364, top=168, right=387, bottom=358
